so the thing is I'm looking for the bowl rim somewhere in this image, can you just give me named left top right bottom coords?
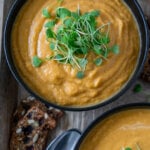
left=75, top=103, right=150, bottom=149
left=3, top=0, right=150, bottom=111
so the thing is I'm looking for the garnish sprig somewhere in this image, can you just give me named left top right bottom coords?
left=121, top=143, right=142, bottom=150
left=32, top=6, right=120, bottom=79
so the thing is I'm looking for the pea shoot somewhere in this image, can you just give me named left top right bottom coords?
left=32, top=56, right=42, bottom=67
left=42, top=8, right=51, bottom=18
left=125, top=148, right=132, bottom=150
left=76, top=71, right=84, bottom=79
left=94, top=58, right=103, bottom=66
left=121, top=143, right=142, bottom=150
left=34, top=6, right=120, bottom=79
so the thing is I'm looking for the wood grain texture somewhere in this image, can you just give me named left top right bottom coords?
left=0, top=0, right=150, bottom=149
left=0, top=1, right=18, bottom=150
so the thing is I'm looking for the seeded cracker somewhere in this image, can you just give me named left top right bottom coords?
left=10, top=97, right=63, bottom=150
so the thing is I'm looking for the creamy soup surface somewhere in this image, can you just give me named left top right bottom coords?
left=11, top=0, right=140, bottom=106
left=80, top=109, right=150, bottom=150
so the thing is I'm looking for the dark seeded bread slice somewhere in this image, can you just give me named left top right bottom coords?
left=10, top=97, right=63, bottom=150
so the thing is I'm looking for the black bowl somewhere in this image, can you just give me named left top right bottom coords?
left=45, top=103, right=150, bottom=150
left=75, top=103, right=150, bottom=149
left=3, top=0, right=149, bottom=111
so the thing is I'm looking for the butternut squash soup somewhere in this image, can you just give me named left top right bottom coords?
left=11, top=0, right=140, bottom=106
left=80, top=109, right=150, bottom=150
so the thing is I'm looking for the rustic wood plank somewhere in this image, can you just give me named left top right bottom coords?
left=0, top=0, right=150, bottom=150
left=0, top=1, right=18, bottom=150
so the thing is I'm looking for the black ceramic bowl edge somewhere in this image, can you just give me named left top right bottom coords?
left=3, top=0, right=150, bottom=111
left=75, top=103, right=150, bottom=149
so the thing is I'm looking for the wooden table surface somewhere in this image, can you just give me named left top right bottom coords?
left=0, top=0, right=150, bottom=150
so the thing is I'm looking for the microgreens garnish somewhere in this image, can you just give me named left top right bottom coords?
left=42, top=8, right=51, bottom=18
left=94, top=58, right=103, bottom=66
left=112, top=44, right=120, bottom=54
left=133, top=84, right=142, bottom=93
left=125, top=148, right=132, bottom=150
left=39, top=6, right=120, bottom=78
left=76, top=71, right=84, bottom=79
left=121, top=143, right=142, bottom=150
left=44, top=21, right=56, bottom=28
left=32, top=56, right=42, bottom=67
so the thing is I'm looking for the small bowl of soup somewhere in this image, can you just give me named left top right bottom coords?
left=3, top=0, right=149, bottom=110
left=46, top=103, right=150, bottom=150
